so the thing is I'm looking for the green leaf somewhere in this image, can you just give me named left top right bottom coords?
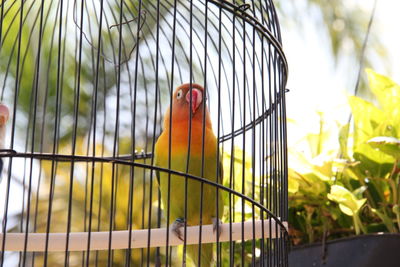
left=348, top=95, right=385, bottom=146
left=370, top=207, right=396, bottom=233
left=366, top=69, right=400, bottom=118
left=222, top=146, right=253, bottom=190
left=393, top=204, right=400, bottom=215
left=354, top=144, right=394, bottom=166
left=352, top=186, right=368, bottom=199
left=288, top=169, right=300, bottom=194
left=328, top=185, right=366, bottom=216
left=289, top=151, right=333, bottom=182
left=367, top=136, right=400, bottom=159
left=339, top=124, right=350, bottom=159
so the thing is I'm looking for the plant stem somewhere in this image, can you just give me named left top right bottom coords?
left=353, top=213, right=367, bottom=234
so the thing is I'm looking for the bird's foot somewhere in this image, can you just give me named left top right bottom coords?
left=212, top=217, right=223, bottom=238
left=172, top=218, right=186, bottom=241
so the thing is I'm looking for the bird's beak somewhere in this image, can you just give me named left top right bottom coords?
left=0, top=104, right=9, bottom=126
left=186, top=88, right=202, bottom=114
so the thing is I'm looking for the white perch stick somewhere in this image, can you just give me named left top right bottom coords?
left=0, top=219, right=287, bottom=252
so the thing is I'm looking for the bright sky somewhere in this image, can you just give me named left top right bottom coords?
left=281, top=0, right=400, bottom=151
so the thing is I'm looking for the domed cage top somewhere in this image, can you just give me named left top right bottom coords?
left=0, top=0, right=288, bottom=266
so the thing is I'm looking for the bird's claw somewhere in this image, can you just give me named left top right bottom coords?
left=172, top=218, right=186, bottom=241
left=212, top=217, right=222, bottom=238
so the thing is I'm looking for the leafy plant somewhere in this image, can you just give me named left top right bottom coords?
left=288, top=69, right=400, bottom=245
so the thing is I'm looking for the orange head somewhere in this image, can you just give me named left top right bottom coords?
left=0, top=103, right=9, bottom=126
left=163, top=83, right=212, bottom=130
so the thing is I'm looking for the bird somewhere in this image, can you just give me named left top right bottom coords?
left=0, top=103, right=9, bottom=180
left=154, top=83, right=223, bottom=266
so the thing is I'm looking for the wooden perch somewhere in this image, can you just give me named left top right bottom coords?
left=0, top=219, right=287, bottom=252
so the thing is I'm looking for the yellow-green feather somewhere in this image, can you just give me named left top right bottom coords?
left=155, top=122, right=223, bottom=266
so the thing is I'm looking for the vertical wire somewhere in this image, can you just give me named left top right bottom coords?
left=280, top=62, right=289, bottom=267
left=259, top=28, right=266, bottom=267
left=275, top=55, right=281, bottom=266
left=146, top=0, right=160, bottom=264
left=22, top=0, right=45, bottom=265
left=95, top=56, right=108, bottom=267
left=282, top=59, right=289, bottom=267
left=183, top=1, right=195, bottom=265
left=115, top=5, right=138, bottom=267
left=155, top=29, right=164, bottom=263
left=0, top=0, right=5, bottom=52
left=45, top=0, right=69, bottom=262
left=82, top=5, right=93, bottom=265
left=349, top=0, right=377, bottom=128
left=101, top=1, right=118, bottom=66
left=215, top=3, right=223, bottom=267
left=267, top=0, right=280, bottom=43
left=139, top=57, right=151, bottom=267
left=93, top=7, right=118, bottom=263
left=120, top=2, right=146, bottom=266
left=118, top=4, right=136, bottom=267
left=85, top=0, right=104, bottom=265
left=240, top=10, right=247, bottom=267
left=126, top=11, right=140, bottom=267
left=15, top=4, right=44, bottom=262
left=277, top=53, right=282, bottom=267
left=197, top=0, right=208, bottom=265
left=270, top=48, right=276, bottom=266
left=250, top=1, right=257, bottom=265
left=140, top=69, right=148, bottom=267
left=229, top=3, right=237, bottom=265
left=82, top=1, right=98, bottom=263
left=267, top=42, right=273, bottom=267
left=107, top=0, right=125, bottom=265
left=141, top=162, right=146, bottom=266
left=1, top=0, right=37, bottom=103
left=20, top=6, right=32, bottom=267
left=64, top=0, right=85, bottom=265
left=157, top=67, right=163, bottom=266
left=233, top=8, right=245, bottom=263
left=0, top=1, right=28, bottom=265
left=264, top=1, right=272, bottom=32
left=43, top=0, right=63, bottom=260
left=273, top=49, right=279, bottom=266
left=0, top=1, right=24, bottom=265
left=145, top=1, right=160, bottom=267
left=20, top=77, right=33, bottom=267
left=277, top=60, right=283, bottom=266
left=165, top=1, right=178, bottom=265
left=31, top=0, right=60, bottom=262
left=0, top=0, right=7, bottom=100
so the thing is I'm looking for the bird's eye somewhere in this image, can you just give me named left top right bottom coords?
left=176, top=89, right=183, bottom=99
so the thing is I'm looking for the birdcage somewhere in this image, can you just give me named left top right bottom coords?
left=0, top=0, right=288, bottom=266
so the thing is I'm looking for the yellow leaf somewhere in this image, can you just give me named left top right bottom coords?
left=327, top=185, right=366, bottom=216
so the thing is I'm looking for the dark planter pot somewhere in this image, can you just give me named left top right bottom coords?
left=289, top=233, right=400, bottom=267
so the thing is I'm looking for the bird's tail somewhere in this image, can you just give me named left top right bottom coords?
left=187, top=243, right=213, bottom=267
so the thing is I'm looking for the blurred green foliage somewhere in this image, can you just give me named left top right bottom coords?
left=288, top=69, right=400, bottom=245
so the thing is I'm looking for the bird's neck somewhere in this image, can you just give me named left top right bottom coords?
left=164, top=119, right=212, bottom=137
left=161, top=120, right=216, bottom=156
